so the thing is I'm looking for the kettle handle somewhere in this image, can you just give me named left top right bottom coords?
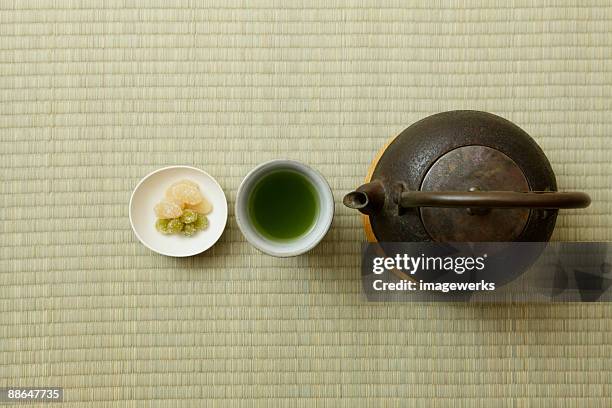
left=399, top=190, right=591, bottom=210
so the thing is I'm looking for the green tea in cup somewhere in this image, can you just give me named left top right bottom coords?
left=247, top=170, right=319, bottom=241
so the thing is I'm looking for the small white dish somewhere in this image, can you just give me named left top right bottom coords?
left=129, top=166, right=228, bottom=257
left=235, top=159, right=334, bottom=257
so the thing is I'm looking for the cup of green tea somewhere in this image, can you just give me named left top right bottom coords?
left=236, top=159, right=334, bottom=257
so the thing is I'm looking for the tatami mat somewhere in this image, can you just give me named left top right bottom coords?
left=1, top=1, right=611, bottom=406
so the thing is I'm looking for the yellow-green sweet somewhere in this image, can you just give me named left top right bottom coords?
left=155, top=218, right=170, bottom=234
left=180, top=209, right=198, bottom=224
left=167, top=219, right=184, bottom=233
left=183, top=224, right=197, bottom=236
left=194, top=213, right=208, bottom=231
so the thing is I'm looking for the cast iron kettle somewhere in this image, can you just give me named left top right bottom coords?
left=344, top=111, right=591, bottom=242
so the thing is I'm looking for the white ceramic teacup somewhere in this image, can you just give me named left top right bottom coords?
left=235, top=159, right=334, bottom=257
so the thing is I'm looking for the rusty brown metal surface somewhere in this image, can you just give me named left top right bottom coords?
left=419, top=145, right=530, bottom=241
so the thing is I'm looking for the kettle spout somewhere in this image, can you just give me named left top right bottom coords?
left=343, top=191, right=370, bottom=210
left=343, top=181, right=385, bottom=215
